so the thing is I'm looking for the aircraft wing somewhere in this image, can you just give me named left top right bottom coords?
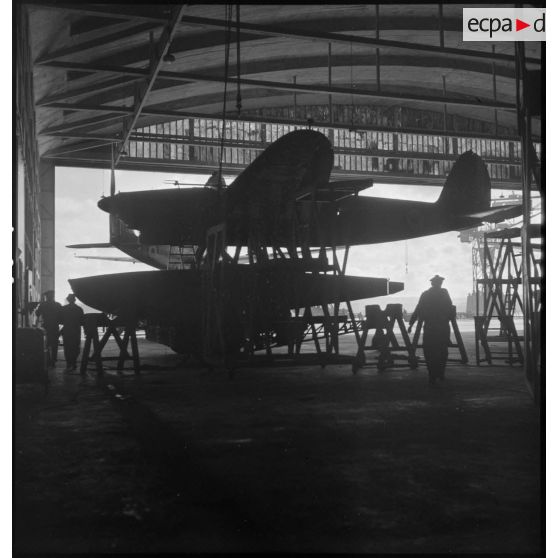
left=463, top=204, right=523, bottom=222
left=66, top=243, right=113, bottom=249
left=296, top=178, right=373, bottom=201
left=74, top=255, right=138, bottom=263
left=226, top=129, right=333, bottom=209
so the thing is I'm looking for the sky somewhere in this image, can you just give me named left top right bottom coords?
left=54, top=166, right=494, bottom=314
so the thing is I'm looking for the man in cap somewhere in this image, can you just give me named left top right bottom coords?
left=35, top=290, right=62, bottom=367
left=408, top=275, right=454, bottom=385
left=60, top=293, right=84, bottom=372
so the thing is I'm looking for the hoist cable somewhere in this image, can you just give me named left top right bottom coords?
left=236, top=4, right=242, bottom=116
left=218, top=5, right=233, bottom=191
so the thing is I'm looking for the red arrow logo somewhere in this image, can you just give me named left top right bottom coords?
left=516, top=18, right=530, bottom=31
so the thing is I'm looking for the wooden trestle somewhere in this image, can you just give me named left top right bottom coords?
left=412, top=305, right=468, bottom=365
left=353, top=303, right=418, bottom=373
left=80, top=313, right=140, bottom=375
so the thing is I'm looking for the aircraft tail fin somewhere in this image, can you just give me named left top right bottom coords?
left=436, top=151, right=491, bottom=214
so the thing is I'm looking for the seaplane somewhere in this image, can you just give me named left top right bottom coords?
left=92, top=129, right=521, bottom=249
left=68, top=129, right=521, bottom=356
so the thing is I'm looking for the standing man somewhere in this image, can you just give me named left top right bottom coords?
left=35, top=290, right=62, bottom=367
left=60, top=294, right=84, bottom=372
left=408, top=275, right=453, bottom=385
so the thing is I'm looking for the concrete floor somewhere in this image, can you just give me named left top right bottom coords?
left=14, top=332, right=541, bottom=554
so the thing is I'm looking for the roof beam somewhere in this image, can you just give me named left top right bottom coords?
left=37, top=75, right=141, bottom=106
left=114, top=4, right=186, bottom=167
left=38, top=51, right=518, bottom=107
left=30, top=5, right=540, bottom=67
left=179, top=15, right=541, bottom=66
left=42, top=139, right=115, bottom=158
left=39, top=61, right=515, bottom=111
left=39, top=113, right=127, bottom=135
left=26, top=3, right=165, bottom=23
left=35, top=22, right=162, bottom=64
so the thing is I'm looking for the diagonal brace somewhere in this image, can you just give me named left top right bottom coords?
left=114, top=4, right=186, bottom=166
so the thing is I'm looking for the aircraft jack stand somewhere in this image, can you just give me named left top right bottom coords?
left=353, top=303, right=417, bottom=373
left=80, top=313, right=141, bottom=375
left=411, top=306, right=468, bottom=365
left=474, top=315, right=523, bottom=366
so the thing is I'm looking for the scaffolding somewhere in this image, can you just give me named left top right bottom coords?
left=198, top=168, right=370, bottom=370
left=473, top=226, right=541, bottom=367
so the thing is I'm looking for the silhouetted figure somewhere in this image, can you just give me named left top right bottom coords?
left=60, top=294, right=84, bottom=372
left=205, top=170, right=226, bottom=190
left=408, top=275, right=453, bottom=385
left=35, top=290, right=62, bottom=367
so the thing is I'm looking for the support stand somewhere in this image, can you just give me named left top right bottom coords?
left=411, top=306, right=468, bottom=365
left=201, top=223, right=237, bottom=370
left=474, top=315, right=523, bottom=366
left=80, top=313, right=141, bottom=375
left=474, top=227, right=540, bottom=366
left=353, top=303, right=417, bottom=373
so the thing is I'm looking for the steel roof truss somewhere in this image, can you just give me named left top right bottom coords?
left=35, top=22, right=162, bottom=64
left=39, top=61, right=515, bottom=111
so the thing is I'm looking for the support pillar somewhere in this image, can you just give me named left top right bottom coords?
left=39, top=160, right=55, bottom=293
left=515, top=41, right=541, bottom=404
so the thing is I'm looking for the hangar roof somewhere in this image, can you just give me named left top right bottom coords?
left=20, top=3, right=542, bottom=170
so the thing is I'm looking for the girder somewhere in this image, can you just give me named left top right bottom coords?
left=23, top=3, right=542, bottom=168
left=38, top=62, right=515, bottom=111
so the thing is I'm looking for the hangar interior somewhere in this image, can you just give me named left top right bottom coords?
left=15, top=3, right=542, bottom=555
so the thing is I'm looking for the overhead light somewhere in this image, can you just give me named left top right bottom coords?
left=163, top=51, right=175, bottom=63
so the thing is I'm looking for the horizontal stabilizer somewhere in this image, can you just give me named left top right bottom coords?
left=328, top=178, right=373, bottom=189
left=66, top=243, right=113, bottom=249
left=75, top=255, right=137, bottom=263
left=463, top=204, right=523, bottom=222
left=297, top=178, right=373, bottom=202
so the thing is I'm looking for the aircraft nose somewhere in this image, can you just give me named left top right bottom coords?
left=97, top=196, right=113, bottom=213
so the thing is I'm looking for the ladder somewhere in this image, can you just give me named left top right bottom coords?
left=167, top=244, right=196, bottom=269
